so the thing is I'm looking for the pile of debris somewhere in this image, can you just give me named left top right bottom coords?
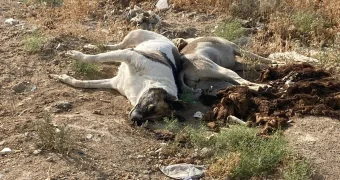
left=204, top=63, right=340, bottom=134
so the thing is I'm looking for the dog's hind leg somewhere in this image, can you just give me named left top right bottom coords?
left=49, top=74, right=118, bottom=89
left=105, top=29, right=167, bottom=50
left=66, top=49, right=136, bottom=64
left=232, top=61, right=268, bottom=71
left=195, top=60, right=267, bottom=90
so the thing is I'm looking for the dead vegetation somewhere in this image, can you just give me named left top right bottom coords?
left=35, top=114, right=74, bottom=154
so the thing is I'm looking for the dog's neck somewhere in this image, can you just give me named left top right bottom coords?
left=133, top=78, right=177, bottom=106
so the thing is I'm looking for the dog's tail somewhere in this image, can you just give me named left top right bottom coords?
left=232, top=44, right=274, bottom=64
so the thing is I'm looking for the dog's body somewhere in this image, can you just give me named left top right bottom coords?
left=173, top=37, right=273, bottom=92
left=50, top=29, right=183, bottom=125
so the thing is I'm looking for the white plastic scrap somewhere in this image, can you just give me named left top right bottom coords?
left=193, top=111, right=203, bottom=119
left=5, top=18, right=19, bottom=25
left=156, top=0, right=169, bottom=10
left=160, top=163, right=206, bottom=180
left=0, top=147, right=12, bottom=154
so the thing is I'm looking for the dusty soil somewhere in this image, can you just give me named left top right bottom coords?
left=0, top=1, right=340, bottom=180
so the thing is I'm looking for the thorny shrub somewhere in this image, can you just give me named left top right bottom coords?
left=36, top=114, right=74, bottom=154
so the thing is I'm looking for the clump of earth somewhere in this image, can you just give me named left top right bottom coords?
left=204, top=63, right=340, bottom=134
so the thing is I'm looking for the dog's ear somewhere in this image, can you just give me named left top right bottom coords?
left=172, top=38, right=188, bottom=51
left=165, top=94, right=187, bottom=110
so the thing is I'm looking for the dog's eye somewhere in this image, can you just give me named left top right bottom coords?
left=148, top=104, right=155, bottom=111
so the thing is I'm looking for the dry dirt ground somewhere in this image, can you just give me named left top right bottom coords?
left=0, top=1, right=339, bottom=180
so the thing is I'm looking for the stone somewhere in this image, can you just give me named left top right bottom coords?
left=33, top=149, right=41, bottom=155
left=52, top=101, right=72, bottom=113
left=12, top=81, right=29, bottom=93
left=86, top=134, right=93, bottom=139
left=200, top=147, right=214, bottom=158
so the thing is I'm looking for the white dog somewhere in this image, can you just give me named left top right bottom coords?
left=50, top=29, right=184, bottom=125
left=172, top=37, right=274, bottom=93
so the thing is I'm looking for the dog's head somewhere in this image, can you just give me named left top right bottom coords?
left=129, top=88, right=185, bottom=125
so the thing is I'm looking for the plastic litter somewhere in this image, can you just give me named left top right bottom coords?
left=159, top=163, right=205, bottom=180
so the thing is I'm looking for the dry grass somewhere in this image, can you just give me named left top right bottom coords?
left=206, top=152, right=241, bottom=179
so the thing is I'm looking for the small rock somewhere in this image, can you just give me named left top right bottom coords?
left=33, top=149, right=41, bottom=155
left=200, top=147, right=214, bottom=158
left=195, top=15, right=208, bottom=22
left=53, top=101, right=72, bottom=113
left=155, top=148, right=162, bottom=153
left=149, top=151, right=158, bottom=156
left=83, top=44, right=98, bottom=50
left=0, top=140, right=5, bottom=146
left=12, top=81, right=29, bottom=93
left=156, top=0, right=169, bottom=10
left=46, top=157, right=54, bottom=162
left=137, top=155, right=145, bottom=159
left=0, top=147, right=12, bottom=154
left=142, top=170, right=151, bottom=174
left=93, top=110, right=103, bottom=115
left=0, top=173, right=4, bottom=178
left=5, top=18, right=19, bottom=25
left=86, top=134, right=93, bottom=139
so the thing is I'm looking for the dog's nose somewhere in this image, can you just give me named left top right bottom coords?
left=129, top=110, right=143, bottom=123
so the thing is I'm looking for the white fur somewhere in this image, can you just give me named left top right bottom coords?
left=50, top=29, right=178, bottom=107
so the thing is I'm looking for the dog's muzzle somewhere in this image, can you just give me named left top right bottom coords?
left=129, top=109, right=144, bottom=125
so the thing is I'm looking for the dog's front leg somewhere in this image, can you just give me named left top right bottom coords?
left=49, top=74, right=117, bottom=89
left=66, top=49, right=135, bottom=64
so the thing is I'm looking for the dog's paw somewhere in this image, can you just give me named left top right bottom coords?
left=49, top=74, right=72, bottom=83
left=66, top=50, right=84, bottom=60
left=83, top=44, right=98, bottom=50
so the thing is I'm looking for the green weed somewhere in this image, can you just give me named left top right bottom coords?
left=73, top=61, right=100, bottom=76
left=215, top=20, right=245, bottom=42
left=24, top=30, right=46, bottom=53
left=284, top=155, right=312, bottom=180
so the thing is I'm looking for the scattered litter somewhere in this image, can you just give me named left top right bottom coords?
left=160, top=163, right=206, bottom=180
left=5, top=18, right=19, bottom=25
left=30, top=85, right=37, bottom=92
left=156, top=0, right=169, bottom=10
left=193, top=111, right=203, bottom=119
left=0, top=147, right=12, bottom=155
left=227, top=115, right=246, bottom=126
